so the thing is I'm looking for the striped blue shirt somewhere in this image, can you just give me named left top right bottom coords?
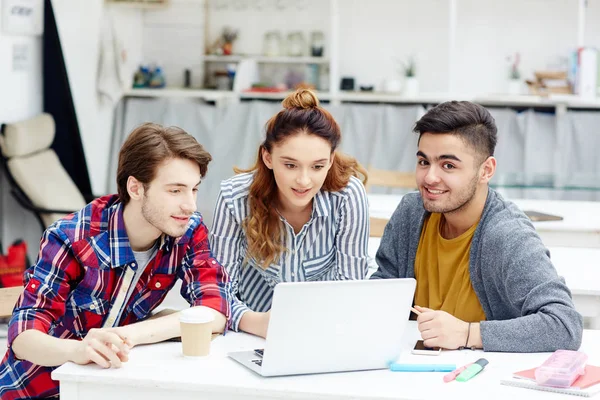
left=210, top=172, right=370, bottom=331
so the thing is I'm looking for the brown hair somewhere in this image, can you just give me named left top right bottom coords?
left=235, top=89, right=367, bottom=269
left=414, top=101, right=497, bottom=164
left=116, top=123, right=212, bottom=205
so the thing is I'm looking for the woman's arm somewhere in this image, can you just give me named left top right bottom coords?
left=326, top=178, right=370, bottom=280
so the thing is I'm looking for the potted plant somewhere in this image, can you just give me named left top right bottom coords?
left=401, top=56, right=419, bottom=96
left=221, top=27, right=239, bottom=55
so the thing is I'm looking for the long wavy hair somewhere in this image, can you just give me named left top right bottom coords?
left=235, top=89, right=367, bottom=269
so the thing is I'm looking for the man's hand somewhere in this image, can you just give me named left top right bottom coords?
left=69, top=328, right=133, bottom=368
left=415, top=305, right=469, bottom=350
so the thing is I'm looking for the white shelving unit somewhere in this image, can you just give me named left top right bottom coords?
left=203, top=55, right=329, bottom=93
left=124, top=88, right=234, bottom=100
left=204, top=55, right=329, bottom=65
left=122, top=0, right=596, bottom=110
left=200, top=0, right=336, bottom=96
left=124, top=88, right=600, bottom=111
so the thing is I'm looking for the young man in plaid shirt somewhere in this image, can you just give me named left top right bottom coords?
left=0, top=123, right=230, bottom=399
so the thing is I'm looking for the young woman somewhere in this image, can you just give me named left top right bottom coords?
left=210, top=89, right=370, bottom=337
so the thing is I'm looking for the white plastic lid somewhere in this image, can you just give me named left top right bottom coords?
left=179, top=307, right=215, bottom=324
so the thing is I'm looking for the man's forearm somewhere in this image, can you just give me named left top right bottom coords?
left=12, top=330, right=79, bottom=367
left=125, top=306, right=227, bottom=345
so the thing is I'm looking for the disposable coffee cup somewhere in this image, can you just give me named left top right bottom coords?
left=179, top=307, right=215, bottom=357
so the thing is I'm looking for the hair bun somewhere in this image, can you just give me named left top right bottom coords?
left=282, top=88, right=320, bottom=110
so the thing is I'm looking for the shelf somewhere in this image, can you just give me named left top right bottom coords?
left=123, top=88, right=600, bottom=109
left=105, top=0, right=169, bottom=9
left=125, top=88, right=236, bottom=102
left=332, top=91, right=461, bottom=104
left=474, top=94, right=600, bottom=109
left=336, top=92, right=600, bottom=109
left=204, top=55, right=329, bottom=64
left=239, top=90, right=332, bottom=101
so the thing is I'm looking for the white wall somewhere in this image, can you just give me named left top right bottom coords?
left=585, top=0, right=600, bottom=49
left=454, top=0, right=577, bottom=95
left=0, top=38, right=42, bottom=120
left=337, top=0, right=449, bottom=93
left=142, top=0, right=205, bottom=88
left=0, top=5, right=44, bottom=259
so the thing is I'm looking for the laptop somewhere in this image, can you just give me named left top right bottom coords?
left=228, top=278, right=416, bottom=377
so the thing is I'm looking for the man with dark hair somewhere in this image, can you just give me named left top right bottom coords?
left=372, top=101, right=582, bottom=353
left=0, top=123, right=230, bottom=399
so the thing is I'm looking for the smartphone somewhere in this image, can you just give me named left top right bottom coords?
left=411, top=340, right=441, bottom=356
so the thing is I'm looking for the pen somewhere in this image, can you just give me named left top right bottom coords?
left=389, top=363, right=456, bottom=372
left=443, top=363, right=473, bottom=382
left=456, top=358, right=489, bottom=382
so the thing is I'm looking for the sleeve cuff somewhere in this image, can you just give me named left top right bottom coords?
left=7, top=309, right=51, bottom=347
left=230, top=302, right=250, bottom=332
left=192, top=296, right=230, bottom=318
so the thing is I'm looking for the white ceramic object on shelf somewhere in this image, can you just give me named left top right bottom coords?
left=383, top=79, right=402, bottom=93
left=232, top=59, right=259, bottom=92
left=507, top=79, right=523, bottom=95
left=404, top=77, right=419, bottom=97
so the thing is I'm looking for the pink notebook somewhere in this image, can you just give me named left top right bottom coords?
left=514, top=365, right=600, bottom=390
left=500, top=365, right=600, bottom=397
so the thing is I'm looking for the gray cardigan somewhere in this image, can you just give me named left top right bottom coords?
left=372, top=188, right=583, bottom=352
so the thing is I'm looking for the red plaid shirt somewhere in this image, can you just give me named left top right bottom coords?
left=0, top=195, right=230, bottom=399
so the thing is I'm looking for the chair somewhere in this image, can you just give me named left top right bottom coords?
left=366, top=167, right=416, bottom=237
left=369, top=217, right=390, bottom=238
left=365, top=167, right=417, bottom=193
left=0, top=114, right=88, bottom=230
left=0, top=286, right=22, bottom=318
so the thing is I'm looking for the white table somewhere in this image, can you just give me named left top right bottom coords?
left=52, top=322, right=600, bottom=400
left=368, top=194, right=600, bottom=248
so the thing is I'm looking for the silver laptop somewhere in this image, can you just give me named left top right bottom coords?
left=228, top=278, right=416, bottom=376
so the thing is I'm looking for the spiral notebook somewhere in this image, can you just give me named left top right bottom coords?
left=500, top=365, right=600, bottom=397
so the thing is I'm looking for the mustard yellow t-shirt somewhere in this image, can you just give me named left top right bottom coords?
left=414, top=213, right=486, bottom=323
